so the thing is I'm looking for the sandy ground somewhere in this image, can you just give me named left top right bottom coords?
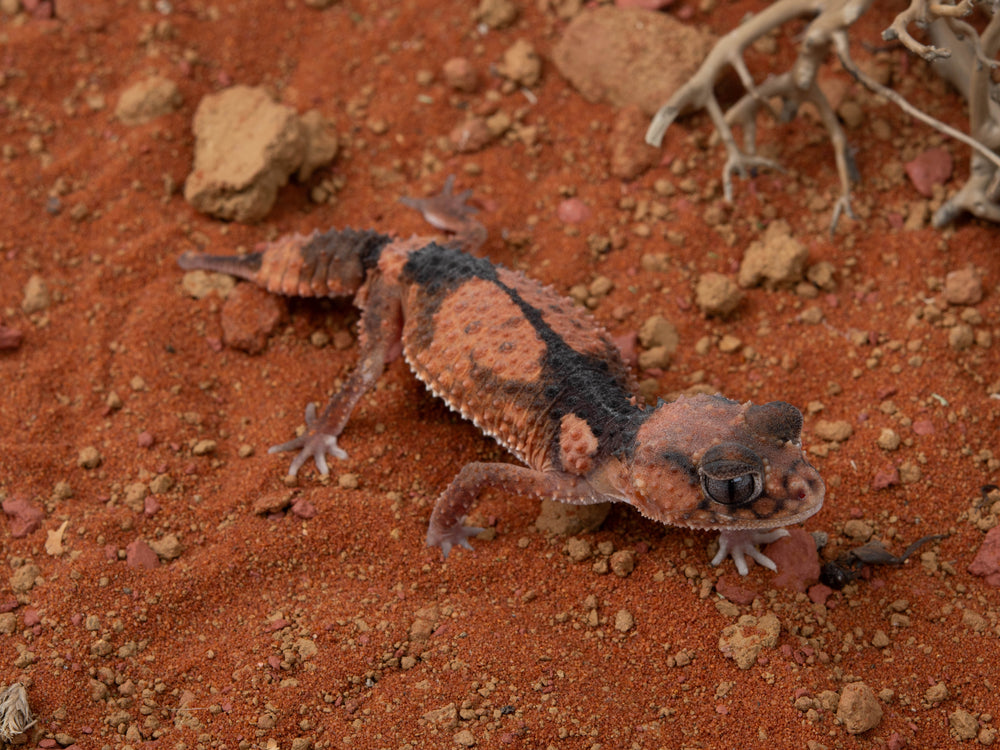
left=1, top=0, right=999, bottom=748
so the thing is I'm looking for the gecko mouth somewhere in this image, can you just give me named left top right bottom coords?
left=680, top=483, right=826, bottom=531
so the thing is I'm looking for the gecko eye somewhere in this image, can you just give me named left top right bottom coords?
left=701, top=473, right=761, bottom=505
left=699, top=443, right=764, bottom=506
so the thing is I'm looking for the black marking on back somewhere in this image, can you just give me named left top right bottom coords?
left=301, top=227, right=392, bottom=274
left=403, top=244, right=648, bottom=462
left=402, top=242, right=498, bottom=294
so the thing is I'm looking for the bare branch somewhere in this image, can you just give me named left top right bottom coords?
left=646, top=0, right=829, bottom=147
left=834, top=30, right=1000, bottom=173
left=883, top=0, right=954, bottom=60
left=928, top=0, right=975, bottom=18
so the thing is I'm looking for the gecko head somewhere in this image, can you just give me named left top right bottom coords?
left=627, top=394, right=824, bottom=531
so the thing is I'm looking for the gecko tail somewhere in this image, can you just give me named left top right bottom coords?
left=178, top=250, right=263, bottom=281
left=177, top=228, right=393, bottom=298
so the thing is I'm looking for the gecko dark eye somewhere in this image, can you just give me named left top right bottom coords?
left=699, top=443, right=764, bottom=506
left=701, top=473, right=761, bottom=505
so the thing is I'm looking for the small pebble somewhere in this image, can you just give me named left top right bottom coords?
left=814, top=420, right=852, bottom=442
left=442, top=57, right=477, bottom=92
left=610, top=549, right=635, bottom=577
left=614, top=609, right=634, bottom=632
left=695, top=273, right=742, bottom=317
left=21, top=274, right=51, bottom=314
left=192, top=439, right=217, bottom=456
left=904, top=147, right=952, bottom=197
left=77, top=446, right=103, bottom=469
left=557, top=197, right=590, bottom=224
left=876, top=428, right=900, bottom=451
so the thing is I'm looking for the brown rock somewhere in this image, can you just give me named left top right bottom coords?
left=497, top=39, right=541, bottom=87
left=552, top=7, right=715, bottom=115
left=442, top=57, right=478, bottom=93
left=695, top=272, right=742, bottom=317
left=184, top=85, right=306, bottom=222
left=535, top=499, right=610, bottom=535
left=475, top=0, right=517, bottom=28
left=449, top=117, right=496, bottom=153
left=609, top=104, right=659, bottom=180
left=296, top=109, right=338, bottom=181
left=738, top=221, right=809, bottom=289
left=837, top=682, right=883, bottom=734
left=221, top=282, right=286, bottom=354
left=943, top=265, right=983, bottom=306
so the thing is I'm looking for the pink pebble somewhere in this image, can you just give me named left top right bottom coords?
left=556, top=198, right=591, bottom=224
left=2, top=496, right=45, bottom=538
left=767, top=528, right=821, bottom=592
left=125, top=539, right=159, bottom=570
left=873, top=464, right=899, bottom=490
left=291, top=498, right=318, bottom=519
left=715, top=575, right=758, bottom=605
left=808, top=583, right=833, bottom=605
left=969, top=526, right=1000, bottom=587
left=905, top=147, right=953, bottom=197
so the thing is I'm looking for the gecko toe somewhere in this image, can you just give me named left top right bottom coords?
left=429, top=522, right=486, bottom=559
left=713, top=528, right=788, bottom=575
left=269, top=429, right=347, bottom=477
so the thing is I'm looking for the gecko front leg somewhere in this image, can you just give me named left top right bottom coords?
left=427, top=462, right=608, bottom=557
left=712, top=528, right=791, bottom=576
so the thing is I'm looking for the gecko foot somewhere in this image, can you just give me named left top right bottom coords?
left=268, top=402, right=348, bottom=477
left=400, top=175, right=486, bottom=251
left=712, top=528, right=790, bottom=576
left=426, top=520, right=486, bottom=559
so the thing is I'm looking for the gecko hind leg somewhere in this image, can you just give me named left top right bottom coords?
left=271, top=278, right=403, bottom=478
left=400, top=175, right=487, bottom=253
left=269, top=402, right=348, bottom=477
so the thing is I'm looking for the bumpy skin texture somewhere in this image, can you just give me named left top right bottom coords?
left=179, top=179, right=825, bottom=574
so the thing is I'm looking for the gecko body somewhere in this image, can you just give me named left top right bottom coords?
left=179, top=179, right=824, bottom=574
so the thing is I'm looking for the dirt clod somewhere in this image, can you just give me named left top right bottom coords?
left=184, top=85, right=308, bottom=222
left=115, top=75, right=182, bottom=126
left=837, top=682, right=883, bottom=734
left=552, top=7, right=715, bottom=114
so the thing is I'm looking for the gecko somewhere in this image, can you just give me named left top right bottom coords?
left=178, top=177, right=825, bottom=575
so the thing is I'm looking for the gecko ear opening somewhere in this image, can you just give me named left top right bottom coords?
left=746, top=401, right=803, bottom=443
left=699, top=443, right=764, bottom=506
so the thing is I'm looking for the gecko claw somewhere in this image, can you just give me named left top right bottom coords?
left=269, top=403, right=348, bottom=477
left=712, top=528, right=790, bottom=575
left=428, top=521, right=486, bottom=559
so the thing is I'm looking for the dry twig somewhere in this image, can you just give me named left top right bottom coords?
left=646, top=0, right=1000, bottom=230
left=0, top=683, right=35, bottom=742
